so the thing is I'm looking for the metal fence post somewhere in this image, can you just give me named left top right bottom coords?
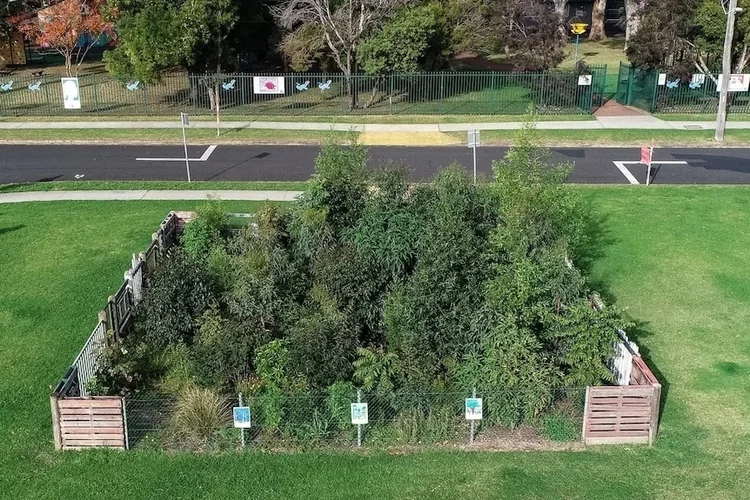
left=238, top=392, right=246, bottom=449
left=357, top=389, right=362, bottom=448
left=469, top=387, right=476, bottom=445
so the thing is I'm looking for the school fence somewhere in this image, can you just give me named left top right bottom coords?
left=616, top=62, right=750, bottom=114
left=1, top=68, right=608, bottom=117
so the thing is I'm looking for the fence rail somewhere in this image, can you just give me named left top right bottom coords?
left=53, top=211, right=189, bottom=401
left=616, top=62, right=750, bottom=114
left=0, top=69, right=607, bottom=117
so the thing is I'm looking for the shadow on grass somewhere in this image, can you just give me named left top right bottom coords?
left=0, top=224, right=25, bottom=236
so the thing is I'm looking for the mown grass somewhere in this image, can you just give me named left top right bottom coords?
left=0, top=114, right=595, bottom=124
left=0, top=180, right=309, bottom=193
left=655, top=114, right=750, bottom=122
left=456, top=128, right=750, bottom=146
left=0, top=128, right=351, bottom=144
left=1, top=187, right=749, bottom=498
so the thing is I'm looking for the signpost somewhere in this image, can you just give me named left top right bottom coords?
left=570, top=23, right=588, bottom=64
left=180, top=113, right=191, bottom=182
left=351, top=391, right=368, bottom=447
left=641, top=143, right=654, bottom=186
left=234, top=393, right=251, bottom=448
left=465, top=391, right=482, bottom=444
left=468, top=129, right=480, bottom=183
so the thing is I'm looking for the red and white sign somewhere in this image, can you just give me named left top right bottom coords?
left=640, top=146, right=652, bottom=166
left=253, top=76, right=285, bottom=95
left=717, top=74, right=750, bottom=93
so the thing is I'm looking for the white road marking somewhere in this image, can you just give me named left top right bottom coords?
left=613, top=161, right=640, bottom=184
left=612, top=160, right=689, bottom=184
left=136, top=145, right=218, bottom=162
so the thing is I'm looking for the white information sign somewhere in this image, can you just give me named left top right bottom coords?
left=233, top=407, right=251, bottom=428
left=253, top=76, right=285, bottom=94
left=467, top=129, right=480, bottom=148
left=717, top=74, right=750, bottom=92
left=181, top=112, right=189, bottom=126
left=350, top=403, right=369, bottom=425
left=578, top=74, right=592, bottom=86
left=658, top=73, right=667, bottom=86
left=61, top=77, right=81, bottom=109
left=465, top=398, right=483, bottom=420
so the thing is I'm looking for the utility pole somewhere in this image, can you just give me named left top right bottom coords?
left=716, top=0, right=740, bottom=142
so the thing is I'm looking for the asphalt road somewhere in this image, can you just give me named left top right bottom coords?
left=2, top=145, right=750, bottom=185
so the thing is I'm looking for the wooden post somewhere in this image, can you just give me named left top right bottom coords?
left=649, top=383, right=662, bottom=446
left=582, top=386, right=591, bottom=443
left=50, top=395, right=62, bottom=451
left=106, top=296, right=117, bottom=341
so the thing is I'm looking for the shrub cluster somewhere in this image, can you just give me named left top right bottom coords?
left=97, top=131, right=626, bottom=435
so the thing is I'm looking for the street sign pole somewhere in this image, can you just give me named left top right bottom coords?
left=181, top=112, right=191, bottom=182
left=468, top=129, right=480, bottom=183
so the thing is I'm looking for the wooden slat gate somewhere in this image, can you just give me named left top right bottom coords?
left=583, top=356, right=661, bottom=445
left=51, top=396, right=127, bottom=450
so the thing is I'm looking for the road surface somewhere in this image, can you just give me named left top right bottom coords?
left=2, top=145, right=750, bottom=185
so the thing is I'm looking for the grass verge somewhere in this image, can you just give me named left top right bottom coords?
left=453, top=128, right=750, bottom=146
left=0, top=128, right=351, bottom=145
left=0, top=180, right=309, bottom=194
left=655, top=114, right=750, bottom=122
left=0, top=187, right=749, bottom=498
left=0, top=114, right=595, bottom=124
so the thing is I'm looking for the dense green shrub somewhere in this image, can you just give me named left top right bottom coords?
left=100, top=129, right=624, bottom=435
left=137, top=250, right=215, bottom=350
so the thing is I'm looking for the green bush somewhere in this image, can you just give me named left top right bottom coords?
left=542, top=411, right=580, bottom=442
left=180, top=201, right=228, bottom=261
left=326, top=381, right=356, bottom=431
left=173, top=386, right=231, bottom=444
left=257, top=385, right=284, bottom=434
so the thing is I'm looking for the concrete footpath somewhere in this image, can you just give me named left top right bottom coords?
left=0, top=116, right=747, bottom=131
left=0, top=190, right=303, bottom=204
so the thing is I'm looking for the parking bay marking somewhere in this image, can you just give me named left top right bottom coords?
left=136, top=144, right=217, bottom=162
left=612, top=160, right=689, bottom=185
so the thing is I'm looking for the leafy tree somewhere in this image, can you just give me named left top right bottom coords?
left=693, top=0, right=750, bottom=73
left=273, top=0, right=416, bottom=110
left=491, top=0, right=567, bottom=70
left=626, top=0, right=700, bottom=74
left=12, top=0, right=114, bottom=76
left=105, top=0, right=238, bottom=134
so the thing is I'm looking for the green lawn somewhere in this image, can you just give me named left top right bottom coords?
left=0, top=128, right=351, bottom=144
left=656, top=114, right=750, bottom=122
left=1, top=188, right=749, bottom=498
left=0, top=114, right=595, bottom=124
left=459, top=128, right=750, bottom=146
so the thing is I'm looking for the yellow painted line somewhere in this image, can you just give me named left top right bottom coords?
left=359, top=131, right=461, bottom=146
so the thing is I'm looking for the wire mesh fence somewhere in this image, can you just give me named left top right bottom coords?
left=124, top=388, right=586, bottom=452
left=0, top=69, right=606, bottom=117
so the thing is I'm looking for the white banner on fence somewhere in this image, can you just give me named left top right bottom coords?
left=578, top=75, right=592, bottom=86
left=717, top=74, right=750, bottom=92
left=253, top=76, right=285, bottom=94
left=350, top=403, right=368, bottom=425
left=61, top=78, right=81, bottom=109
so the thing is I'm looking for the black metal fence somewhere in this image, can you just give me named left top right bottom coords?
left=0, top=69, right=608, bottom=117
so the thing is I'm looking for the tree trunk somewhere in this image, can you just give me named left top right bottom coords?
left=553, top=0, right=569, bottom=36
left=64, top=53, right=73, bottom=78
left=624, top=0, right=643, bottom=47
left=345, top=48, right=358, bottom=111
left=589, top=0, right=607, bottom=41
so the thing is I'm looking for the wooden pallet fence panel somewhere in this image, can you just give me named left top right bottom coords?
left=54, top=397, right=127, bottom=450
left=584, top=385, right=655, bottom=445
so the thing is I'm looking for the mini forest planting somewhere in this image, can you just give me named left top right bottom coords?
left=92, top=129, right=628, bottom=450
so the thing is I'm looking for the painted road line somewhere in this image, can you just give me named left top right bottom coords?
left=613, top=161, right=640, bottom=184
left=612, top=160, right=689, bottom=184
left=136, top=145, right=218, bottom=162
